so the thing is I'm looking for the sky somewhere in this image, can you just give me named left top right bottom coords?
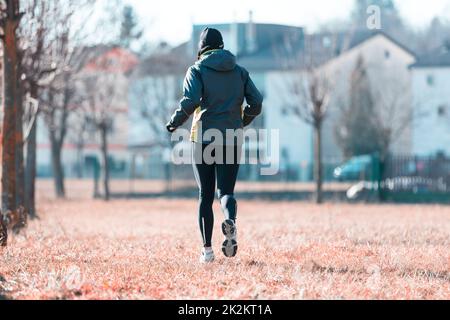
left=123, top=0, right=450, bottom=45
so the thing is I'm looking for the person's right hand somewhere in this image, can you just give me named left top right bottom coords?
left=166, top=122, right=177, bottom=133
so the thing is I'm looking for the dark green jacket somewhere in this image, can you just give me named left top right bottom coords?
left=168, top=49, right=263, bottom=144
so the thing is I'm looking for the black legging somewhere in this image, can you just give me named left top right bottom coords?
left=192, top=143, right=241, bottom=248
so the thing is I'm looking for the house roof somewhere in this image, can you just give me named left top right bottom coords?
left=410, top=45, right=450, bottom=68
left=236, top=29, right=416, bottom=72
left=134, top=26, right=417, bottom=76
left=334, top=30, right=416, bottom=58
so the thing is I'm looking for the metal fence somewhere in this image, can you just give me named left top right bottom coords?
left=380, top=154, right=450, bottom=203
left=383, top=155, right=450, bottom=191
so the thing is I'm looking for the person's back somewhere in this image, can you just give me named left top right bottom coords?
left=167, top=28, right=263, bottom=144
left=189, top=49, right=260, bottom=141
left=166, top=28, right=263, bottom=263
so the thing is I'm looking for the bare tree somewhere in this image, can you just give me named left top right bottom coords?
left=79, top=68, right=124, bottom=201
left=334, top=54, right=414, bottom=203
left=278, top=34, right=337, bottom=204
left=0, top=0, right=23, bottom=238
left=336, top=56, right=380, bottom=158
left=20, top=0, right=94, bottom=206
left=336, top=55, right=413, bottom=160
left=19, top=0, right=54, bottom=220
left=288, top=69, right=331, bottom=204
left=66, top=108, right=89, bottom=179
left=413, top=17, right=450, bottom=56
left=0, top=0, right=73, bottom=224
left=370, top=68, right=413, bottom=160
left=41, top=1, right=94, bottom=198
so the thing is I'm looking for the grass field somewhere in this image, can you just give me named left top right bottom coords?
left=0, top=181, right=449, bottom=300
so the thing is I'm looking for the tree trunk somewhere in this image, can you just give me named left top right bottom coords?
left=1, top=3, right=21, bottom=233
left=377, top=154, right=386, bottom=202
left=313, top=121, right=323, bottom=204
left=76, top=142, right=84, bottom=179
left=48, top=85, right=69, bottom=198
left=93, top=160, right=100, bottom=198
left=50, top=140, right=65, bottom=198
left=0, top=217, right=6, bottom=247
left=14, top=76, right=26, bottom=231
left=25, top=118, right=37, bottom=218
left=100, top=125, right=110, bottom=201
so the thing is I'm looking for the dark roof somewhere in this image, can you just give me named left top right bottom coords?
left=236, top=33, right=304, bottom=71
left=192, top=23, right=306, bottom=71
left=134, top=26, right=417, bottom=75
left=410, top=46, right=450, bottom=68
left=192, top=23, right=305, bottom=57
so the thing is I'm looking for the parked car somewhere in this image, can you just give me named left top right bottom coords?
left=333, top=155, right=373, bottom=182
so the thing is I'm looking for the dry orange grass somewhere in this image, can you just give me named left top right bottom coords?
left=1, top=195, right=449, bottom=300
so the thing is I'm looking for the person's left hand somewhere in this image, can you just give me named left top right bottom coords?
left=243, top=114, right=254, bottom=127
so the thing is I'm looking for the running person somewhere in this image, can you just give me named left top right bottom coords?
left=166, top=28, right=263, bottom=263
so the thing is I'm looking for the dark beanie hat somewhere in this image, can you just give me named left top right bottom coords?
left=198, top=28, right=224, bottom=58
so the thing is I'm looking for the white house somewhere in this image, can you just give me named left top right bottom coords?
left=410, top=45, right=450, bottom=156
left=317, top=32, right=416, bottom=161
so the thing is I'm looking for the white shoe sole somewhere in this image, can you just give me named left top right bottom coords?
left=200, top=252, right=215, bottom=264
left=200, top=256, right=215, bottom=263
left=221, top=220, right=238, bottom=258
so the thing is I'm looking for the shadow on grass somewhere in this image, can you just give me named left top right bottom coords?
left=111, top=186, right=348, bottom=202
left=400, top=269, right=450, bottom=282
left=305, top=260, right=367, bottom=276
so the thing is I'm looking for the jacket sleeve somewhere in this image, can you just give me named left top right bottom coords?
left=168, top=66, right=203, bottom=128
left=242, top=69, right=263, bottom=127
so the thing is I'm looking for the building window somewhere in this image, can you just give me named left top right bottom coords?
left=322, top=36, right=331, bottom=48
left=437, top=105, right=447, bottom=117
left=426, top=74, right=435, bottom=87
left=384, top=50, right=390, bottom=59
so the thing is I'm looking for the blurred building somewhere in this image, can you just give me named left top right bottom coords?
left=410, top=44, right=450, bottom=156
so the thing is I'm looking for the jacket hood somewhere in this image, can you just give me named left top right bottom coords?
left=198, top=50, right=236, bottom=72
